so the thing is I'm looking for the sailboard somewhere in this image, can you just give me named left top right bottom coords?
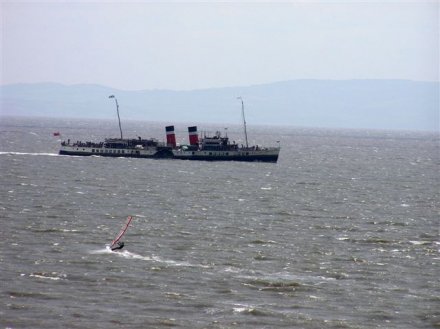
left=110, top=216, right=133, bottom=250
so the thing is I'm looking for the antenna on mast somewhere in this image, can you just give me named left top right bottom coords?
left=237, top=96, right=248, bottom=148
left=109, top=95, right=123, bottom=140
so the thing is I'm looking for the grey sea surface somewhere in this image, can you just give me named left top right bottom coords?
left=0, top=117, right=439, bottom=328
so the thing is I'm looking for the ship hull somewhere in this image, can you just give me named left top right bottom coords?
left=172, top=149, right=279, bottom=162
left=59, top=145, right=279, bottom=162
left=59, top=145, right=173, bottom=159
left=173, top=154, right=278, bottom=162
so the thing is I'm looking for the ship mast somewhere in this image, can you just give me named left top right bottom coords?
left=237, top=96, right=249, bottom=148
left=109, top=95, right=123, bottom=140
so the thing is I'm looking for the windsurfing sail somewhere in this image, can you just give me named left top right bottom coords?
left=111, top=216, right=133, bottom=247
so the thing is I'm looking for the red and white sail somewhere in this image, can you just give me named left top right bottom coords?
left=111, top=216, right=133, bottom=247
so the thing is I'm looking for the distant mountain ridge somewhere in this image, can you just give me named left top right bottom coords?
left=0, top=79, right=438, bottom=131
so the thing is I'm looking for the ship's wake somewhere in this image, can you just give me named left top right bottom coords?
left=0, top=151, right=59, bottom=156
left=91, top=246, right=152, bottom=261
left=90, top=247, right=210, bottom=268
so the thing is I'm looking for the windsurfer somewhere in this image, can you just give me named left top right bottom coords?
left=109, top=216, right=132, bottom=252
left=110, top=241, right=124, bottom=251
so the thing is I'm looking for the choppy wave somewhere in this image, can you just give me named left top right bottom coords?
left=1, top=117, right=438, bottom=329
left=28, top=272, right=67, bottom=281
left=232, top=304, right=274, bottom=316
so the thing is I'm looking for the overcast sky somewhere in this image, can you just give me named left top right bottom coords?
left=1, top=0, right=438, bottom=90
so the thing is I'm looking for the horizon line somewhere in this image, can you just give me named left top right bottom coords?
left=1, top=78, right=439, bottom=92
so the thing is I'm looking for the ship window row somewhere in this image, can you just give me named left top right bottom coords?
left=188, top=151, right=250, bottom=156
left=197, top=152, right=231, bottom=156
left=75, top=148, right=135, bottom=155
left=91, top=149, right=140, bottom=154
left=196, top=152, right=251, bottom=156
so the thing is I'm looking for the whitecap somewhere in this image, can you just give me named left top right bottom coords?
left=309, top=295, right=324, bottom=300
left=30, top=274, right=61, bottom=280
left=151, top=255, right=210, bottom=268
left=29, top=272, right=66, bottom=280
left=409, top=240, right=431, bottom=245
left=233, top=307, right=249, bottom=313
left=232, top=304, right=255, bottom=313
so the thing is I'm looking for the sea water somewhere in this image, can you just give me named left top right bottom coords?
left=0, top=116, right=438, bottom=328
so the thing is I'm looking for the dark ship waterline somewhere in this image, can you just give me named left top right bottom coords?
left=59, top=96, right=280, bottom=163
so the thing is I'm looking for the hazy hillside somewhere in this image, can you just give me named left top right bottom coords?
left=1, top=80, right=438, bottom=131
